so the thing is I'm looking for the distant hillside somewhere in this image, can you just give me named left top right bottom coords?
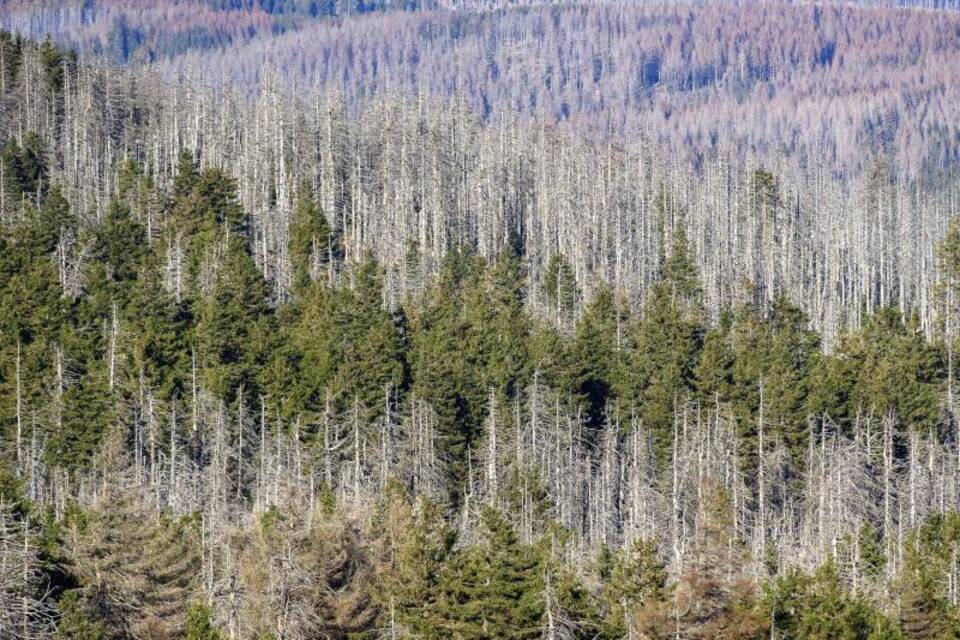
left=3, top=0, right=960, bottom=178
left=158, top=1, right=960, bottom=178
left=0, top=0, right=438, bottom=63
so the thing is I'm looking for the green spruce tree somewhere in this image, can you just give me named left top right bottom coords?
left=432, top=508, right=544, bottom=639
left=620, top=225, right=705, bottom=461
left=288, top=184, right=334, bottom=294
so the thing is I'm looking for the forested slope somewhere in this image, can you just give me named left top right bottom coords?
left=156, top=1, right=960, bottom=177
left=4, top=1, right=960, bottom=178
left=2, top=26, right=959, bottom=345
left=0, top=0, right=440, bottom=63
left=3, top=31, right=960, bottom=638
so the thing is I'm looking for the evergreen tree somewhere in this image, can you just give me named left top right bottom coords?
left=52, top=365, right=114, bottom=471
left=289, top=254, right=405, bottom=421
left=288, top=184, right=333, bottom=293
left=750, top=168, right=780, bottom=219
left=333, top=255, right=407, bottom=415
left=411, top=247, right=488, bottom=495
left=55, top=590, right=106, bottom=640
left=535, top=526, right=607, bottom=640
left=0, top=198, right=65, bottom=343
left=431, top=508, right=544, bottom=639
left=21, top=184, right=75, bottom=260
left=169, top=160, right=249, bottom=298
left=937, top=217, right=960, bottom=435
left=695, top=310, right=736, bottom=400
left=86, top=199, right=148, bottom=307
left=766, top=562, right=903, bottom=640
left=192, top=168, right=248, bottom=238
left=184, top=603, right=222, bottom=640
left=620, top=225, right=705, bottom=460
left=600, top=539, right=668, bottom=638
left=816, top=307, right=942, bottom=436
left=171, top=149, right=200, bottom=204
left=116, top=158, right=154, bottom=208
left=568, top=285, right=624, bottom=434
left=39, top=37, right=73, bottom=93
left=196, top=235, right=272, bottom=402
left=126, top=262, right=193, bottom=399
left=371, top=481, right=455, bottom=638
left=1, top=132, right=48, bottom=201
left=727, top=295, right=820, bottom=471
left=466, top=245, right=531, bottom=398
left=0, top=32, right=24, bottom=89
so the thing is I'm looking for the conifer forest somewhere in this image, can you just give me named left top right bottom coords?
left=6, top=0, right=960, bottom=638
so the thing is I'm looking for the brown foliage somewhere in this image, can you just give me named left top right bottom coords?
left=634, top=482, right=769, bottom=640
left=226, top=511, right=379, bottom=640
left=64, top=490, right=202, bottom=639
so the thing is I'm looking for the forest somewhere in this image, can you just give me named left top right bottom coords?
left=4, top=0, right=960, bottom=638
left=4, top=1, right=960, bottom=177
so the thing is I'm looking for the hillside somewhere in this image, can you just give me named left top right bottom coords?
left=3, top=6, right=960, bottom=640
left=5, top=1, right=960, bottom=177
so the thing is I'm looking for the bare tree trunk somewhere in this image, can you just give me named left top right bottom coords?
left=15, top=340, right=22, bottom=472
left=757, top=380, right=766, bottom=564
left=109, top=301, right=118, bottom=392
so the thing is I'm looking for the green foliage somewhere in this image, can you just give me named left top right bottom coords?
left=466, top=246, right=532, bottom=397
left=185, top=602, right=223, bottom=640
left=55, top=591, right=106, bottom=640
left=289, top=184, right=334, bottom=293
left=7, top=34, right=960, bottom=640
left=695, top=311, right=736, bottom=399
left=0, top=223, right=63, bottom=345
left=620, top=225, right=705, bottom=459
left=0, top=460, right=29, bottom=516
left=340, top=256, right=408, bottom=406
left=192, top=168, right=248, bottom=237
left=568, top=285, right=624, bottom=433
left=410, top=246, right=491, bottom=490
left=0, top=31, right=25, bottom=86
left=172, top=149, right=200, bottom=203
left=857, top=522, right=887, bottom=580
left=86, top=199, right=148, bottom=306
left=126, top=266, right=193, bottom=399
left=938, top=218, right=960, bottom=290
left=169, top=155, right=251, bottom=297
left=371, top=482, right=455, bottom=636
left=196, top=235, right=273, bottom=401
left=816, top=307, right=943, bottom=434
left=52, top=369, right=114, bottom=470
left=430, top=508, right=544, bottom=639
left=766, top=562, right=902, bottom=640
left=728, top=296, right=821, bottom=470
left=1, top=132, right=48, bottom=201
left=601, top=539, right=668, bottom=637
left=39, top=38, right=73, bottom=93
left=22, top=184, right=75, bottom=259
left=287, top=253, right=405, bottom=419
left=116, top=158, right=154, bottom=206
left=750, top=167, right=780, bottom=218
